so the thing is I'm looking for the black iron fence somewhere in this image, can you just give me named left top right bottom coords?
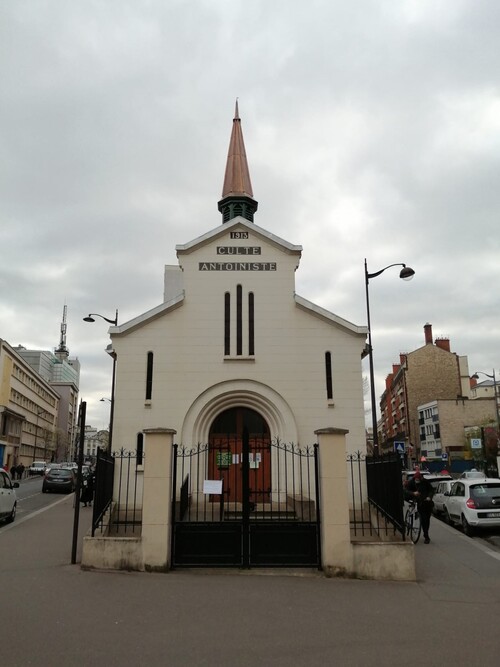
left=348, top=451, right=405, bottom=539
left=171, top=439, right=319, bottom=524
left=171, top=438, right=321, bottom=568
left=92, top=447, right=143, bottom=537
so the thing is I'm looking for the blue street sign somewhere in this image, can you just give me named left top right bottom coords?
left=394, top=441, right=405, bottom=454
left=441, top=452, right=448, bottom=460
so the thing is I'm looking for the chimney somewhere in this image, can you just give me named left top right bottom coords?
left=435, top=337, right=451, bottom=352
left=424, top=323, right=433, bottom=345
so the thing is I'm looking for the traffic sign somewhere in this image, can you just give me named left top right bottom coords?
left=470, top=438, right=482, bottom=450
left=441, top=452, right=448, bottom=460
left=394, top=441, right=405, bottom=454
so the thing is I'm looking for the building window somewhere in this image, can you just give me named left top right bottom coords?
left=224, top=287, right=255, bottom=357
left=236, top=284, right=243, bottom=355
left=146, top=352, right=154, bottom=400
left=136, top=433, right=144, bottom=465
left=224, top=292, right=230, bottom=355
left=248, top=292, right=254, bottom=355
left=325, top=352, right=333, bottom=400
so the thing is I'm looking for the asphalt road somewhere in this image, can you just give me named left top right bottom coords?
left=1, top=491, right=500, bottom=667
left=14, top=476, right=53, bottom=513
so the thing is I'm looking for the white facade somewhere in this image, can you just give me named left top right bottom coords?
left=81, top=110, right=422, bottom=579
left=111, top=217, right=367, bottom=453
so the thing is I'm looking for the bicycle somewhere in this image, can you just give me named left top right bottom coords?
left=404, top=500, right=422, bottom=543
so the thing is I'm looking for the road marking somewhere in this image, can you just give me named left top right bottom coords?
left=18, top=492, right=43, bottom=502
left=0, top=494, right=72, bottom=534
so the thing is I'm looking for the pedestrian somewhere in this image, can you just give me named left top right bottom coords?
left=80, top=472, right=94, bottom=507
left=18, top=463, right=25, bottom=479
left=405, top=470, right=434, bottom=544
left=10, top=464, right=17, bottom=480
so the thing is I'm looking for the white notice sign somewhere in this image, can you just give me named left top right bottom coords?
left=203, top=479, right=223, bottom=495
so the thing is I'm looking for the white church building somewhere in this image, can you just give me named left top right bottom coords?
left=111, top=104, right=367, bottom=457
left=82, top=106, right=413, bottom=578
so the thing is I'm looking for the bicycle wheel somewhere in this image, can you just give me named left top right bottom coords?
left=410, top=510, right=421, bottom=544
left=404, top=507, right=422, bottom=544
left=404, top=507, right=413, bottom=539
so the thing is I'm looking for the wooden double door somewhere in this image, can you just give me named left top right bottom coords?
left=208, top=407, right=271, bottom=505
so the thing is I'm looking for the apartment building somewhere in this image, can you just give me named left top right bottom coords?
left=379, top=323, right=471, bottom=458
left=0, top=339, right=60, bottom=468
left=418, top=397, right=497, bottom=460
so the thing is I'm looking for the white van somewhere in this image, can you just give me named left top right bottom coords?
left=29, top=461, right=47, bottom=476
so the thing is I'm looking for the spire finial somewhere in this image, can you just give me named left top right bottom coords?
left=234, top=98, right=239, bottom=120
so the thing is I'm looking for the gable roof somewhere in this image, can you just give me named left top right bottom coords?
left=176, top=217, right=302, bottom=257
left=294, top=294, right=367, bottom=336
left=109, top=293, right=184, bottom=337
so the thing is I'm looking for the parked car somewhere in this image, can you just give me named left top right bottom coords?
left=44, top=463, right=61, bottom=474
left=444, top=479, right=500, bottom=536
left=403, top=471, right=453, bottom=491
left=60, top=462, right=78, bottom=472
left=459, top=470, right=488, bottom=480
left=42, top=468, right=76, bottom=494
left=0, top=469, right=19, bottom=524
left=432, top=480, right=455, bottom=516
left=29, top=460, right=47, bottom=476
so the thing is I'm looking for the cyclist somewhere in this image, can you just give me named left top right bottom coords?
left=405, top=469, right=434, bottom=544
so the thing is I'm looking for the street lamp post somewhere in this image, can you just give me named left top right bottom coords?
left=471, top=369, right=500, bottom=433
left=84, top=309, right=118, bottom=452
left=365, top=259, right=415, bottom=455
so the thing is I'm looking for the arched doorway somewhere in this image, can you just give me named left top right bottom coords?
left=208, top=407, right=271, bottom=505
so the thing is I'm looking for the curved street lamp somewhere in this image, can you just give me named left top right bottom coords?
left=365, top=259, right=415, bottom=454
left=83, top=310, right=118, bottom=452
left=83, top=311, right=118, bottom=326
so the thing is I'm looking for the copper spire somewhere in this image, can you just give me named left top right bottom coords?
left=218, top=101, right=258, bottom=223
left=221, top=100, right=254, bottom=198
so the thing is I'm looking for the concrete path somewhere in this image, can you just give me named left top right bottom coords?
left=1, top=497, right=499, bottom=667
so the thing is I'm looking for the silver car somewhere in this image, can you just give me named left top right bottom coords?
left=432, top=479, right=455, bottom=516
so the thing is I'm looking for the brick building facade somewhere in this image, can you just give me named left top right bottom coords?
left=418, top=397, right=497, bottom=460
left=379, top=323, right=471, bottom=459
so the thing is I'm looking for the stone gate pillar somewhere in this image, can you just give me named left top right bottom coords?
left=315, top=427, right=353, bottom=575
left=142, top=427, right=176, bottom=571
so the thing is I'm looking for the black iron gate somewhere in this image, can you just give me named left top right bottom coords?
left=171, top=432, right=321, bottom=568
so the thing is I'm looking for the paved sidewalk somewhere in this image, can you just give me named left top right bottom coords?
left=1, top=497, right=499, bottom=667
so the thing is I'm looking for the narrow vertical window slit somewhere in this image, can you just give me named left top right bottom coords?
left=224, top=292, right=231, bottom=355
left=325, top=351, right=333, bottom=400
left=146, top=351, right=154, bottom=400
left=136, top=433, right=144, bottom=465
left=248, top=292, right=254, bottom=355
left=237, top=285, right=242, bottom=355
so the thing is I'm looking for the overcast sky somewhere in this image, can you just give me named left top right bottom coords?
left=1, top=0, right=499, bottom=432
